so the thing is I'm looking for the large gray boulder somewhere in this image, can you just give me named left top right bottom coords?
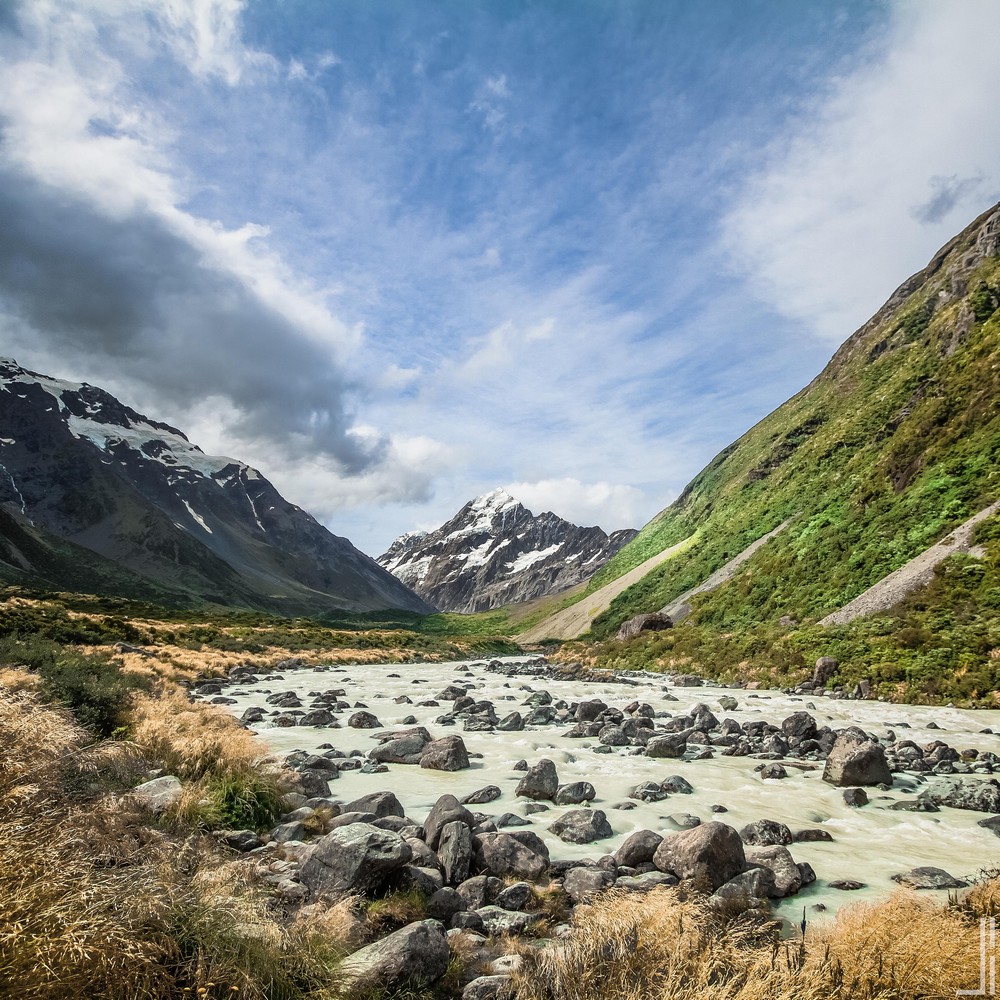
left=554, top=781, right=596, bottom=805
left=614, top=829, right=663, bottom=867
left=475, top=906, right=542, bottom=936
left=745, top=846, right=801, bottom=897
left=891, top=867, right=969, bottom=889
left=563, top=866, right=616, bottom=903
left=548, top=809, right=614, bottom=844
left=653, top=821, right=745, bottom=890
left=420, top=735, right=471, bottom=771
left=739, top=819, right=793, bottom=846
left=476, top=831, right=550, bottom=880
left=130, top=775, right=182, bottom=814
left=424, top=794, right=475, bottom=850
left=370, top=728, right=433, bottom=764
left=299, top=823, right=412, bottom=897
left=822, top=730, right=892, bottom=787
left=463, top=975, right=514, bottom=1000
left=336, top=918, right=449, bottom=990
left=645, top=734, right=687, bottom=758
left=438, top=820, right=475, bottom=886
left=343, top=791, right=405, bottom=817
left=515, top=758, right=559, bottom=800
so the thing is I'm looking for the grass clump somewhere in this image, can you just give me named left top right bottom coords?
left=512, top=886, right=988, bottom=1000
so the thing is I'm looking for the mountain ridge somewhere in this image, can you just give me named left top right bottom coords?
left=0, top=359, right=432, bottom=615
left=378, top=487, right=636, bottom=613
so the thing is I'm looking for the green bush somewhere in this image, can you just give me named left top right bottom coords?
left=0, top=635, right=149, bottom=737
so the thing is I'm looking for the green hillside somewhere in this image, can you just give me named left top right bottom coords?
left=561, top=204, right=1000, bottom=678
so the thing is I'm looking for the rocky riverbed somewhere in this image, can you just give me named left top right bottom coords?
left=192, top=654, right=1000, bottom=922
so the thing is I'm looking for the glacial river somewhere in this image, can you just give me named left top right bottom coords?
left=220, top=656, right=1000, bottom=918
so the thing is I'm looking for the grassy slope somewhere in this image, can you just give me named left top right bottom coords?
left=563, top=204, right=1000, bottom=642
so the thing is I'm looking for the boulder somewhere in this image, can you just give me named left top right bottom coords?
left=494, top=881, right=533, bottom=911
left=549, top=809, right=614, bottom=844
left=554, top=781, right=597, bottom=805
left=463, top=975, right=514, bottom=1000
left=476, top=831, right=550, bottom=880
left=475, top=906, right=542, bottom=936
left=370, top=730, right=432, bottom=764
left=713, top=866, right=776, bottom=904
left=615, top=871, right=679, bottom=892
left=424, top=794, right=475, bottom=850
left=739, top=820, right=793, bottom=847
left=344, top=791, right=405, bottom=818
left=653, top=821, right=745, bottom=890
left=300, top=823, right=412, bottom=897
left=822, top=731, right=892, bottom=787
left=462, top=785, right=503, bottom=806
left=646, top=734, right=687, bottom=758
left=891, top=867, right=969, bottom=890
left=348, top=711, right=382, bottom=729
left=614, top=829, right=663, bottom=868
left=438, top=820, right=475, bottom=886
left=781, top=712, right=817, bottom=741
left=745, top=846, right=802, bottom=897
left=421, top=735, right=471, bottom=771
left=515, top=759, right=559, bottom=800
left=337, top=918, right=450, bottom=991
left=616, top=612, right=672, bottom=641
left=129, top=775, right=182, bottom=814
left=843, top=788, right=869, bottom=808
left=563, top=866, right=616, bottom=903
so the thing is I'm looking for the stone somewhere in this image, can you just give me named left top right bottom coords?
left=496, top=712, right=524, bottom=731
left=494, top=881, right=533, bottom=910
left=129, top=775, right=182, bottom=814
left=891, top=867, right=968, bottom=890
left=823, top=731, right=892, bottom=787
left=739, top=820, right=793, bottom=847
left=652, top=821, right=745, bottom=891
left=760, top=763, right=788, bottom=780
left=646, top=734, right=687, bottom=758
left=475, top=906, right=542, bottom=936
left=548, top=809, right=614, bottom=844
left=462, top=785, right=503, bottom=805
left=420, top=735, right=471, bottom=771
left=220, top=829, right=260, bottom=852
left=370, top=730, right=432, bottom=764
left=843, top=787, right=869, bottom=807
left=793, top=829, right=834, bottom=843
left=829, top=879, right=866, bottom=890
left=614, top=829, right=664, bottom=868
left=299, top=709, right=336, bottom=726
left=456, top=874, right=500, bottom=911
left=424, top=794, right=475, bottom=850
left=438, top=820, right=475, bottom=886
left=344, top=791, right=405, bottom=818
left=297, top=770, right=333, bottom=798
left=348, top=711, right=382, bottom=729
left=428, top=886, right=464, bottom=921
left=745, top=846, right=802, bottom=897
left=977, top=815, right=1000, bottom=837
left=781, top=712, right=818, bottom=741
left=554, top=781, right=597, bottom=805
left=813, top=656, right=838, bottom=687
left=614, top=871, right=679, bottom=892
left=476, top=831, right=550, bottom=880
left=563, top=866, right=616, bottom=903
left=300, top=823, right=412, bottom=897
left=337, top=919, right=450, bottom=991
left=515, top=758, right=559, bottom=800
left=616, top=612, right=672, bottom=640
left=713, top=867, right=776, bottom=904
left=463, top=976, right=514, bottom=1000
left=661, top=775, right=694, bottom=795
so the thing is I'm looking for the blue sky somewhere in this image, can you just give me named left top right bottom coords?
left=2, top=1, right=999, bottom=555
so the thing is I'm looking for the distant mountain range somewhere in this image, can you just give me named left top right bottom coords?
left=0, top=359, right=432, bottom=615
left=378, top=488, right=636, bottom=612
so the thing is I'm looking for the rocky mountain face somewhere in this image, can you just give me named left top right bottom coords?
left=564, top=201, right=1000, bottom=641
left=0, top=359, right=432, bottom=614
left=378, top=488, right=636, bottom=612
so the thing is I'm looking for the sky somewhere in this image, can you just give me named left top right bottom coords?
left=2, top=0, right=1000, bottom=557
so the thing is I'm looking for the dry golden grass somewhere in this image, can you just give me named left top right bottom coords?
left=131, top=689, right=277, bottom=780
left=0, top=688, right=344, bottom=1000
left=512, top=886, right=988, bottom=1000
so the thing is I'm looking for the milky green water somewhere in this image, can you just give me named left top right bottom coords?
left=220, top=657, right=1000, bottom=918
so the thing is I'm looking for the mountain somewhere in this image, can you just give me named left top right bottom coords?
left=378, top=488, right=636, bottom=613
left=526, top=202, right=1000, bottom=650
left=0, top=359, right=432, bottom=615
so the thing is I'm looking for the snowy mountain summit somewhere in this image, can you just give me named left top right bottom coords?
left=378, top=488, right=637, bottom=613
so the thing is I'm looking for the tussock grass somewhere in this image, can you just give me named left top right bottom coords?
left=512, top=886, right=987, bottom=1000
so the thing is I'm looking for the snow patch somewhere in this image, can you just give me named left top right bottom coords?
left=181, top=499, right=213, bottom=534
left=506, top=544, right=561, bottom=573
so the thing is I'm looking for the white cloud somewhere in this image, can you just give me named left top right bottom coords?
left=722, top=0, right=1000, bottom=342
left=505, top=478, right=647, bottom=531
